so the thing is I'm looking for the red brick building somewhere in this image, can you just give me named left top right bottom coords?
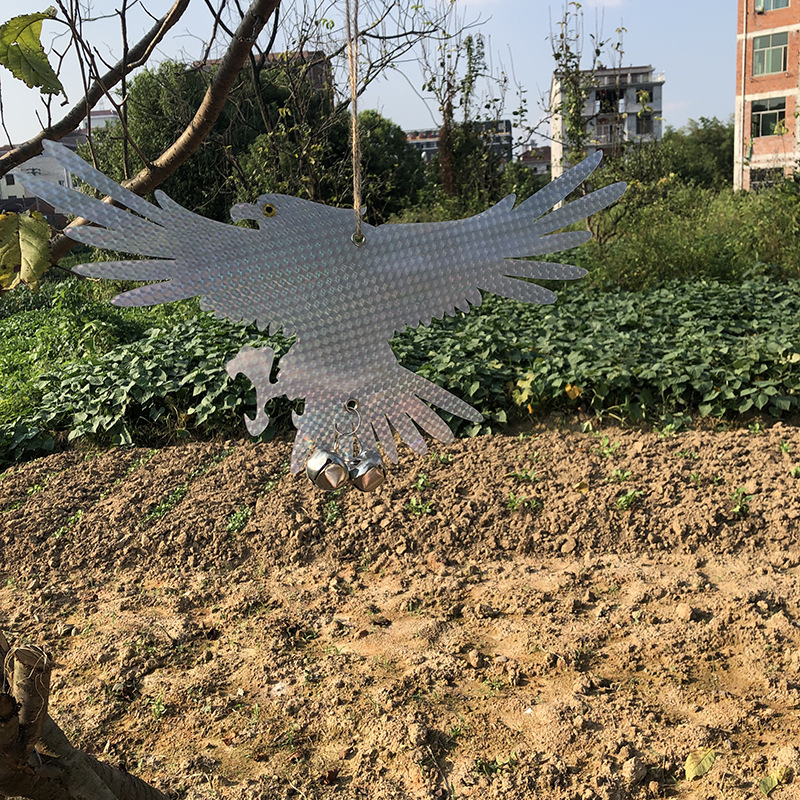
left=734, top=0, right=800, bottom=189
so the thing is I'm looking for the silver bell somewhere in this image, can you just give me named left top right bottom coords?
left=306, top=449, right=349, bottom=491
left=348, top=450, right=386, bottom=493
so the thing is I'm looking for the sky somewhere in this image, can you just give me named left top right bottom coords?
left=1, top=0, right=737, bottom=148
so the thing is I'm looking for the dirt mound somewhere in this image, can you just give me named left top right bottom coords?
left=1, top=419, right=799, bottom=799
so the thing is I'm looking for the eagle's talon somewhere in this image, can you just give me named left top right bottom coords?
left=226, top=345, right=278, bottom=436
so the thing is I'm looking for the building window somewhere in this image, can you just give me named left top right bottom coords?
left=751, top=97, right=786, bottom=136
left=753, top=32, right=788, bottom=74
left=756, top=0, right=789, bottom=11
left=750, top=167, right=784, bottom=189
left=636, top=114, right=654, bottom=135
left=4, top=174, right=14, bottom=186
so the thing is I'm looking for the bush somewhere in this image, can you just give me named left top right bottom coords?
left=579, top=179, right=800, bottom=288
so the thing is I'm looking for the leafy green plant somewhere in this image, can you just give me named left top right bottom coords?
left=53, top=509, right=83, bottom=539
left=3, top=275, right=800, bottom=466
left=413, top=472, right=434, bottom=491
left=139, top=449, right=232, bottom=529
left=791, top=466, right=800, bottom=478
left=226, top=506, right=252, bottom=533
left=474, top=751, right=517, bottom=776
left=595, top=435, right=620, bottom=459
left=507, top=492, right=542, bottom=513
left=406, top=496, right=433, bottom=516
left=616, top=489, right=642, bottom=511
left=509, top=466, right=538, bottom=483
left=610, top=469, right=632, bottom=483
left=150, top=694, right=166, bottom=723
left=730, top=487, right=753, bottom=518
left=324, top=500, right=341, bottom=526
left=780, top=441, right=792, bottom=454
left=678, top=449, right=699, bottom=460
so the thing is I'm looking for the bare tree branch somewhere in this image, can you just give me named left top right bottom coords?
left=0, top=0, right=191, bottom=178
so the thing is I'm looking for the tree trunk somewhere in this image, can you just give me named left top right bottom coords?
left=0, top=632, right=168, bottom=800
left=439, top=97, right=456, bottom=198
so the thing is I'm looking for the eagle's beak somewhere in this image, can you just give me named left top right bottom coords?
left=230, top=203, right=260, bottom=223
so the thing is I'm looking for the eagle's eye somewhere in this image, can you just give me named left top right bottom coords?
left=262, top=203, right=277, bottom=217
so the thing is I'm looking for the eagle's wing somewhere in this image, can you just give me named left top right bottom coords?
left=23, top=141, right=307, bottom=336
left=375, top=150, right=625, bottom=334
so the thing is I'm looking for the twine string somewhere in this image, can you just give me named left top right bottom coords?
left=345, top=0, right=364, bottom=244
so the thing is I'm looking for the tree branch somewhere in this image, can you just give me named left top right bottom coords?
left=0, top=0, right=191, bottom=178
left=49, top=0, right=281, bottom=263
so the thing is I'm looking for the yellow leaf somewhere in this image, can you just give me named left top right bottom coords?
left=573, top=479, right=589, bottom=492
left=0, top=210, right=51, bottom=292
left=684, top=748, right=715, bottom=781
left=565, top=383, right=582, bottom=400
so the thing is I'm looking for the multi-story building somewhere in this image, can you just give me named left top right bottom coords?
left=734, top=0, right=799, bottom=189
left=550, top=65, right=665, bottom=177
left=405, top=119, right=514, bottom=164
left=519, top=145, right=551, bottom=176
left=0, top=131, right=85, bottom=215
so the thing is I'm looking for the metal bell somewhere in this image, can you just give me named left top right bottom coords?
left=348, top=450, right=386, bottom=493
left=306, top=449, right=350, bottom=491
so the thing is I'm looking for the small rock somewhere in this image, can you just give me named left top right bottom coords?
left=474, top=603, right=498, bottom=619
left=447, top=603, right=463, bottom=618
left=561, top=536, right=577, bottom=555
left=572, top=675, right=593, bottom=695
left=466, top=649, right=483, bottom=669
left=622, top=755, right=648, bottom=785
left=96, top=649, right=116, bottom=664
left=675, top=602, right=697, bottom=622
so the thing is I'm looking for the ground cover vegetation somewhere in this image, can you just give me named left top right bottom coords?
left=1, top=270, right=798, bottom=466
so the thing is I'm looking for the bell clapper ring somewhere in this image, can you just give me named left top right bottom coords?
left=340, top=398, right=387, bottom=493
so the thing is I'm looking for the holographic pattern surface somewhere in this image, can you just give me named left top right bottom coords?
left=27, top=141, right=625, bottom=473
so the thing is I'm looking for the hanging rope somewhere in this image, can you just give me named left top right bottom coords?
left=345, top=0, right=365, bottom=245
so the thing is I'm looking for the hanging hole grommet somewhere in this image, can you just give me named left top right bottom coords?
left=351, top=233, right=366, bottom=247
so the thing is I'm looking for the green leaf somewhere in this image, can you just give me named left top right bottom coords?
left=0, top=211, right=51, bottom=292
left=759, top=773, right=780, bottom=797
left=0, top=8, right=63, bottom=93
left=684, top=748, right=715, bottom=781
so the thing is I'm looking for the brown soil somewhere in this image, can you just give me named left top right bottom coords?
left=1, top=419, right=800, bottom=800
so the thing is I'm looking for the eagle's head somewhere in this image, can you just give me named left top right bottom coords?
left=230, top=194, right=363, bottom=236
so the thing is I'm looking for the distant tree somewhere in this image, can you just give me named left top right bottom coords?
left=358, top=110, right=426, bottom=223
left=80, top=60, right=265, bottom=221
left=661, top=116, right=735, bottom=190
left=237, top=107, right=423, bottom=223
